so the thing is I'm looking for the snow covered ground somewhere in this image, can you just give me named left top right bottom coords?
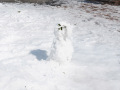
left=0, top=2, right=120, bottom=90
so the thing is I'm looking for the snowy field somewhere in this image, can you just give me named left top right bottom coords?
left=0, top=2, right=120, bottom=90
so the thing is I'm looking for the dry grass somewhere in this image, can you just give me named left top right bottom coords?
left=78, top=3, right=120, bottom=21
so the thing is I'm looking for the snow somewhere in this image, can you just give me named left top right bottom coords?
left=48, top=22, right=73, bottom=63
left=0, top=2, right=120, bottom=90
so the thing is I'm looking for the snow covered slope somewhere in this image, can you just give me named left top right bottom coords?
left=0, top=2, right=120, bottom=90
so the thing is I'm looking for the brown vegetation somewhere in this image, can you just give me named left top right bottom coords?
left=79, top=3, right=120, bottom=21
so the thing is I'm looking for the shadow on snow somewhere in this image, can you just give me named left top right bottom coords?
left=30, top=49, right=48, bottom=61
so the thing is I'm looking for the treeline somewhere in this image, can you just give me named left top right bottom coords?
left=87, top=0, right=120, bottom=5
left=0, top=0, right=53, bottom=4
